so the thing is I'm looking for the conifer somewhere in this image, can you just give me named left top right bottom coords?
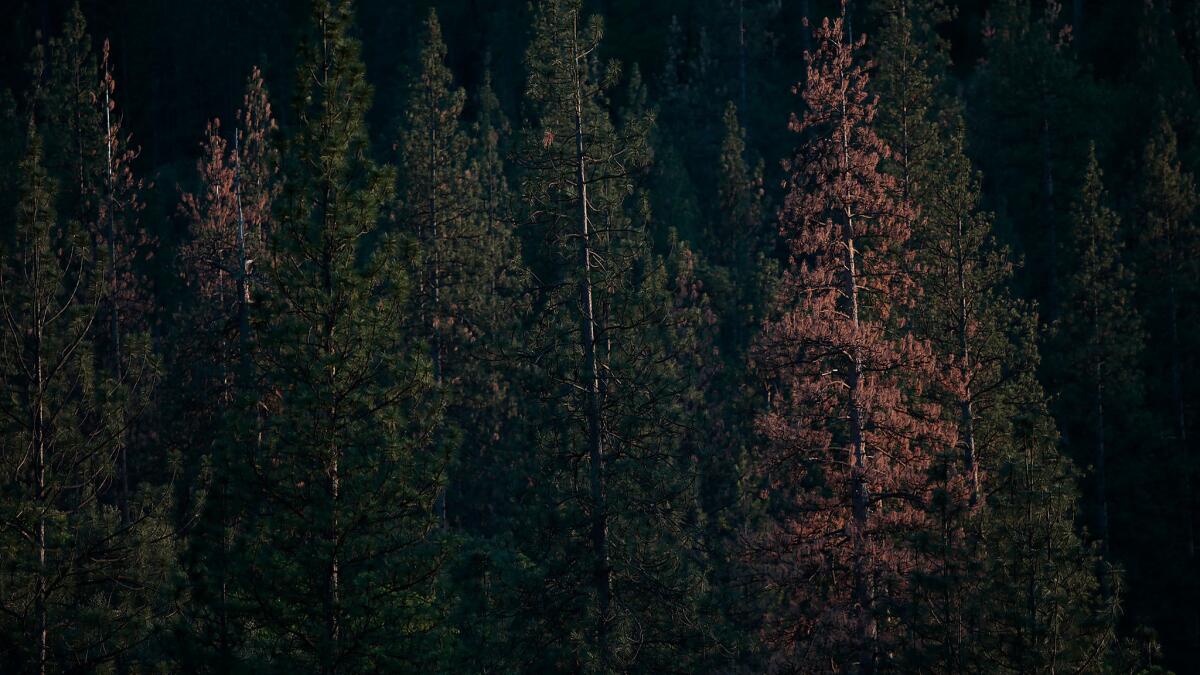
left=750, top=11, right=952, bottom=672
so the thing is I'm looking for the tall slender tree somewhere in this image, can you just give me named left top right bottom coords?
left=1054, top=145, right=1144, bottom=553
left=173, top=66, right=279, bottom=669
left=509, top=0, right=710, bottom=669
left=1133, top=110, right=1200, bottom=662
left=0, top=125, right=169, bottom=675
left=231, top=2, right=445, bottom=671
left=750, top=11, right=952, bottom=672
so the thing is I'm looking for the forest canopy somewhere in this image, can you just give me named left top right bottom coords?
left=1, top=0, right=1198, bottom=672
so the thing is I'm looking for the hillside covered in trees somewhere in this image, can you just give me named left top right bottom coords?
left=1, top=0, right=1198, bottom=672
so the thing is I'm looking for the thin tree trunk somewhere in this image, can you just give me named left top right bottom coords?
left=427, top=80, right=447, bottom=529
left=104, top=75, right=129, bottom=526
left=33, top=240, right=48, bottom=675
left=322, top=186, right=340, bottom=674
left=318, top=18, right=339, bottom=669
left=956, top=217, right=980, bottom=507
left=840, top=64, right=878, bottom=667
left=1094, top=358, right=1109, bottom=554
left=844, top=212, right=875, bottom=675
left=234, top=129, right=251, bottom=377
left=839, top=66, right=875, bottom=671
left=574, top=12, right=611, bottom=666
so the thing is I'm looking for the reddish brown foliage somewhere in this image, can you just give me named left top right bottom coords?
left=179, top=67, right=278, bottom=376
left=750, top=12, right=953, bottom=672
left=92, top=39, right=155, bottom=334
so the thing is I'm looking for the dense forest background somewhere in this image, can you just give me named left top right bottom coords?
left=1, top=0, right=1199, bottom=672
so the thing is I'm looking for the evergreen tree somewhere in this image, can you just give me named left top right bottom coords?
left=1053, top=146, right=1144, bottom=553
left=230, top=1, right=445, bottom=671
left=396, top=10, right=524, bottom=533
left=508, top=0, right=710, bottom=669
left=0, top=126, right=170, bottom=674
left=173, top=66, right=279, bottom=670
left=969, top=0, right=1098, bottom=317
left=1132, top=110, right=1200, bottom=665
left=976, top=406, right=1122, bottom=673
left=750, top=12, right=953, bottom=672
left=713, top=100, right=772, bottom=351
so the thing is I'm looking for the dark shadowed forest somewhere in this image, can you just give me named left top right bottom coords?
left=1, top=0, right=1199, bottom=672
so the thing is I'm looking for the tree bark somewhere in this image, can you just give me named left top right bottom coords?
left=573, top=11, right=611, bottom=666
left=104, top=75, right=130, bottom=527
left=842, top=84, right=875, bottom=668
left=956, top=217, right=980, bottom=507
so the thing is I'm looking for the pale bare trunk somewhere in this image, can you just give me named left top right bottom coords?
left=1094, top=359, right=1109, bottom=554
left=426, top=79, right=447, bottom=529
left=33, top=250, right=48, bottom=675
left=105, top=76, right=129, bottom=526
left=840, top=70, right=874, bottom=670
left=956, top=218, right=980, bottom=507
left=574, top=12, right=611, bottom=665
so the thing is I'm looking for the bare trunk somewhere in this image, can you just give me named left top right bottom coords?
left=1094, top=359, right=1109, bottom=553
left=840, top=69, right=874, bottom=669
left=105, top=76, right=130, bottom=526
left=322, top=192, right=340, bottom=674
left=318, top=22, right=339, bottom=670
left=428, top=82, right=447, bottom=529
left=844, top=215, right=875, bottom=675
left=233, top=130, right=251, bottom=378
left=574, top=13, right=611, bottom=665
left=33, top=254, right=48, bottom=675
left=956, top=218, right=980, bottom=507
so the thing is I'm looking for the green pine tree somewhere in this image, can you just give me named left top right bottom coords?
left=0, top=126, right=170, bottom=674
left=1132, top=110, right=1200, bottom=664
left=229, top=2, right=446, bottom=671
left=506, top=1, right=710, bottom=669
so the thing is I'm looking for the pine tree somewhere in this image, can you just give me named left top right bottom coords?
left=970, top=0, right=1097, bottom=317
left=750, top=11, right=953, bottom=672
left=44, top=2, right=102, bottom=230
left=230, top=1, right=445, bottom=671
left=1133, top=110, right=1200, bottom=664
left=396, top=10, right=524, bottom=533
left=0, top=126, right=169, bottom=674
left=713, top=100, right=771, bottom=351
left=976, top=405, right=1122, bottom=673
left=508, top=0, right=709, bottom=669
left=174, top=66, right=279, bottom=670
left=1053, top=145, right=1144, bottom=554
left=179, top=66, right=278, bottom=390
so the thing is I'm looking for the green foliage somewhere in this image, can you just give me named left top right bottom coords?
left=225, top=2, right=447, bottom=671
left=0, top=127, right=171, bottom=674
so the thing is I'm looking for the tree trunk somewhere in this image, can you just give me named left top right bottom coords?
left=33, top=252, right=48, bottom=675
left=840, top=66, right=875, bottom=670
left=233, top=130, right=252, bottom=378
left=105, top=77, right=130, bottom=527
left=1094, top=359, right=1109, bottom=554
left=844, top=213, right=876, bottom=675
left=957, top=217, right=981, bottom=507
left=574, top=12, right=611, bottom=666
left=426, top=80, right=447, bottom=529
